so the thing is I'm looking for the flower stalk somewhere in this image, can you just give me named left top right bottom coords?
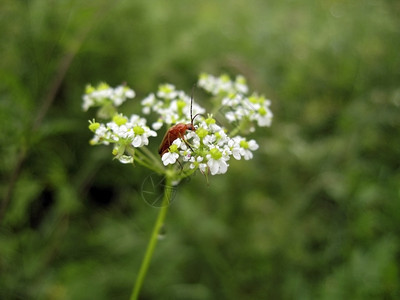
left=129, top=174, right=173, bottom=300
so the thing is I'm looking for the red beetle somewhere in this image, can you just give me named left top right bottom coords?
left=158, top=89, right=200, bottom=156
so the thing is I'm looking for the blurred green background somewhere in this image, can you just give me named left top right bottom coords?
left=1, top=0, right=400, bottom=299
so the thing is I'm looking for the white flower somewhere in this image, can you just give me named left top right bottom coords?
left=185, top=130, right=200, bottom=147
left=215, top=130, right=228, bottom=146
left=162, top=152, right=179, bottom=166
left=82, top=95, right=93, bottom=111
left=132, top=135, right=144, bottom=147
left=189, top=156, right=202, bottom=169
left=125, top=88, right=135, bottom=98
left=140, top=87, right=206, bottom=131
left=88, top=114, right=157, bottom=164
left=152, top=121, right=163, bottom=130
left=231, top=147, right=242, bottom=160
left=82, top=83, right=135, bottom=111
left=198, top=73, right=219, bottom=95
left=203, top=134, right=216, bottom=146
left=204, top=146, right=230, bottom=175
left=141, top=93, right=156, bottom=114
left=199, top=74, right=273, bottom=131
left=202, top=74, right=232, bottom=94
left=207, top=157, right=229, bottom=175
left=90, top=123, right=110, bottom=145
left=94, top=124, right=108, bottom=138
left=143, top=107, right=151, bottom=114
left=252, top=101, right=273, bottom=127
left=157, top=84, right=178, bottom=99
left=198, top=73, right=248, bottom=95
left=111, top=86, right=134, bottom=106
left=132, top=126, right=157, bottom=147
left=222, top=94, right=243, bottom=106
left=89, top=114, right=157, bottom=150
left=118, top=155, right=134, bottom=164
left=256, top=113, right=272, bottom=127
left=199, top=163, right=207, bottom=173
left=234, top=75, right=249, bottom=94
left=225, top=111, right=237, bottom=123
left=231, top=136, right=259, bottom=160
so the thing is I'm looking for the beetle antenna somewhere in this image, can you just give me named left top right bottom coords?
left=190, top=84, right=196, bottom=124
left=191, top=113, right=204, bottom=124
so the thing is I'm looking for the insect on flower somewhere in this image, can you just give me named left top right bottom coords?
left=158, top=86, right=201, bottom=157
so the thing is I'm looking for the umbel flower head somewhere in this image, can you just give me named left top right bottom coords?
left=159, top=115, right=259, bottom=175
left=83, top=73, right=273, bottom=176
left=83, top=83, right=135, bottom=119
left=88, top=114, right=157, bottom=164
left=198, top=73, right=273, bottom=130
left=141, top=83, right=206, bottom=131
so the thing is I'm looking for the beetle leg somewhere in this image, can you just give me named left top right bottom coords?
left=183, top=139, right=194, bottom=152
left=178, top=133, right=195, bottom=153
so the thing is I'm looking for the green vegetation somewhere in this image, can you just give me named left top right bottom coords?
left=1, top=0, right=399, bottom=299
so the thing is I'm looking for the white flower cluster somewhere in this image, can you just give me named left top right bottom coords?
left=198, top=73, right=273, bottom=129
left=198, top=73, right=249, bottom=95
left=88, top=114, right=157, bottom=164
left=82, top=83, right=135, bottom=111
left=141, top=84, right=206, bottom=131
left=84, top=74, right=272, bottom=175
left=160, top=116, right=259, bottom=175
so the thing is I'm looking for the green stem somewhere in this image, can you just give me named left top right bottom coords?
left=134, top=156, right=161, bottom=174
left=229, top=118, right=247, bottom=137
left=229, top=126, right=241, bottom=137
left=136, top=149, right=164, bottom=174
left=130, top=174, right=173, bottom=300
left=141, top=146, right=163, bottom=169
left=125, top=146, right=164, bottom=174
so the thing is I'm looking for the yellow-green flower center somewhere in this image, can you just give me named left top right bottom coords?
left=196, top=127, right=208, bottom=138
left=113, top=114, right=127, bottom=126
left=205, top=116, right=216, bottom=125
left=249, top=93, right=265, bottom=104
left=240, top=140, right=249, bottom=149
left=133, top=126, right=144, bottom=135
left=210, top=148, right=222, bottom=160
left=236, top=75, right=246, bottom=85
left=220, top=74, right=230, bottom=83
left=169, top=144, right=178, bottom=152
left=98, top=82, right=110, bottom=91
left=199, top=73, right=208, bottom=81
left=159, top=84, right=173, bottom=94
left=88, top=122, right=100, bottom=132
left=248, top=95, right=258, bottom=104
left=85, top=84, right=95, bottom=94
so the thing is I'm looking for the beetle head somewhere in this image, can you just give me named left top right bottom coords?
left=186, top=123, right=195, bottom=131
